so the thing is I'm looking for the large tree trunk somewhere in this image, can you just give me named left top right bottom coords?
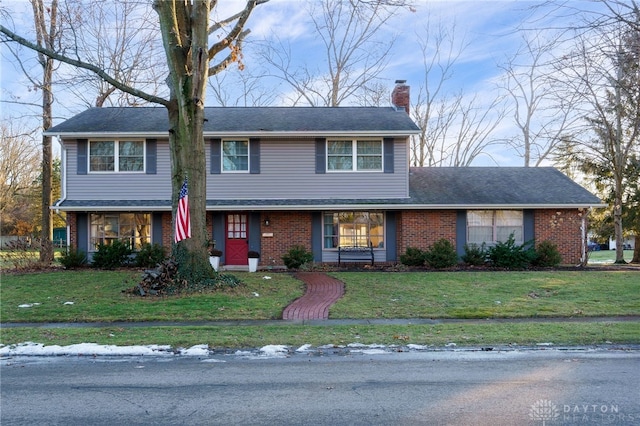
left=155, top=0, right=214, bottom=283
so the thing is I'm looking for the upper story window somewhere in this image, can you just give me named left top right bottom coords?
left=89, top=140, right=144, bottom=172
left=467, top=210, right=523, bottom=246
left=223, top=140, right=249, bottom=172
left=327, top=139, right=382, bottom=172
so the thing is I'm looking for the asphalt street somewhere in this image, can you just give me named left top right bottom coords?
left=1, top=348, right=638, bottom=425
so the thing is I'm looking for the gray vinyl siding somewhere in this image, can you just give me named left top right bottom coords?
left=66, top=139, right=172, bottom=200
left=66, top=136, right=409, bottom=202
left=206, top=137, right=409, bottom=200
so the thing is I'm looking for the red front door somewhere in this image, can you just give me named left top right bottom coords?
left=225, top=213, right=248, bottom=265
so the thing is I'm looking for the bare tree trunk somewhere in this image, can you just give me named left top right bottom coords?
left=32, top=0, right=56, bottom=264
left=632, top=234, right=640, bottom=264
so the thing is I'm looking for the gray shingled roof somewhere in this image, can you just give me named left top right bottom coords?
left=54, top=167, right=601, bottom=210
left=45, top=107, right=420, bottom=135
left=408, top=167, right=602, bottom=206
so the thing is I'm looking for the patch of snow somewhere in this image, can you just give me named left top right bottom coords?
left=0, top=342, right=172, bottom=357
left=179, top=344, right=210, bottom=356
left=18, top=303, right=41, bottom=308
left=536, top=342, right=553, bottom=346
left=259, top=345, right=288, bottom=356
left=445, top=342, right=457, bottom=347
left=262, top=276, right=272, bottom=280
left=296, top=344, right=313, bottom=352
left=234, top=350, right=253, bottom=356
left=407, top=344, right=429, bottom=350
left=63, top=301, right=74, bottom=305
left=201, top=359, right=226, bottom=363
left=252, top=292, right=260, bottom=297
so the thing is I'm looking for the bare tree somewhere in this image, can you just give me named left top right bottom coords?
left=498, top=31, right=582, bottom=167
left=1, top=0, right=267, bottom=283
left=260, top=0, right=406, bottom=106
left=30, top=0, right=60, bottom=263
left=0, top=121, right=40, bottom=235
left=410, top=19, right=505, bottom=167
left=59, top=0, right=165, bottom=107
left=207, top=66, right=276, bottom=107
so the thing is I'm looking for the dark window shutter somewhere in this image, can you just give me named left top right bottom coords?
left=77, top=139, right=88, bottom=175
left=315, top=138, right=326, bottom=174
left=249, top=138, right=260, bottom=174
left=146, top=139, right=157, bottom=174
left=383, top=137, right=394, bottom=173
left=210, top=138, right=221, bottom=174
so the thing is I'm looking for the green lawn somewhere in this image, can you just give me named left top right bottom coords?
left=1, top=268, right=638, bottom=348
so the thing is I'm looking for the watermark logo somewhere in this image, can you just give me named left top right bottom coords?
left=530, top=399, right=560, bottom=425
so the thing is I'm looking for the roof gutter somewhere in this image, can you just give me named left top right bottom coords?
left=42, top=130, right=421, bottom=138
left=52, top=202, right=607, bottom=212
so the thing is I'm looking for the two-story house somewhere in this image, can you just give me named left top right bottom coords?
left=45, top=82, right=602, bottom=268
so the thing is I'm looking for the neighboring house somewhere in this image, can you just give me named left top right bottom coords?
left=45, top=82, right=603, bottom=267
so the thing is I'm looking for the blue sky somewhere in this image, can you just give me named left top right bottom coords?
left=0, top=0, right=607, bottom=166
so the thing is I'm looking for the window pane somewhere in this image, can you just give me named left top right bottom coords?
left=327, top=141, right=352, bottom=154
left=357, top=155, right=382, bottom=170
left=357, top=141, right=381, bottom=155
left=327, top=141, right=352, bottom=170
left=119, top=141, right=144, bottom=172
left=356, top=141, right=382, bottom=170
left=223, top=140, right=249, bottom=171
left=89, top=141, right=115, bottom=171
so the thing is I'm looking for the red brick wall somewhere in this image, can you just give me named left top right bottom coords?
left=259, top=211, right=313, bottom=267
left=534, top=209, right=587, bottom=265
left=87, top=208, right=587, bottom=266
left=67, top=212, right=77, bottom=249
left=397, top=210, right=457, bottom=254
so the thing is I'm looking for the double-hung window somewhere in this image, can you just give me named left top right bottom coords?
left=222, top=140, right=249, bottom=172
left=467, top=210, right=523, bottom=246
left=327, top=139, right=382, bottom=171
left=323, top=212, right=384, bottom=248
left=89, top=140, right=144, bottom=172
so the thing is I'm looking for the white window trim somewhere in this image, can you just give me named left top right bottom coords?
left=326, top=138, right=383, bottom=172
left=88, top=139, right=146, bottom=173
left=221, top=139, right=250, bottom=173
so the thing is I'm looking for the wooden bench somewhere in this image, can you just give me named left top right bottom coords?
left=338, top=246, right=374, bottom=266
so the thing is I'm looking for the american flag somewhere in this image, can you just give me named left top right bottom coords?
left=174, top=178, right=191, bottom=243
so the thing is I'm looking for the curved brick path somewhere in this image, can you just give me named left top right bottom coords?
left=282, top=273, right=345, bottom=321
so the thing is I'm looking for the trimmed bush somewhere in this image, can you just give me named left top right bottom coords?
left=533, top=240, right=562, bottom=267
left=400, top=247, right=426, bottom=266
left=282, top=245, right=314, bottom=269
left=59, top=248, right=87, bottom=269
left=487, top=234, right=536, bottom=269
left=92, top=240, right=132, bottom=269
left=424, top=238, right=458, bottom=269
left=135, top=243, right=167, bottom=268
left=462, top=242, right=488, bottom=266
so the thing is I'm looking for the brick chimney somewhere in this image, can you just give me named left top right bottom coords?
left=391, top=80, right=410, bottom=114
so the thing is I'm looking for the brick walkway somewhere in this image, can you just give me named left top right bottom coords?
left=282, top=272, right=345, bottom=321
